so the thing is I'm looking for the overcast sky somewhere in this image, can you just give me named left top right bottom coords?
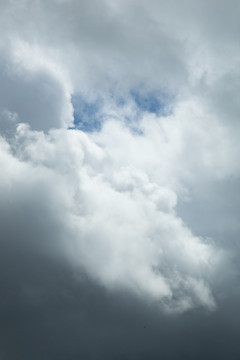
left=0, top=0, right=240, bottom=359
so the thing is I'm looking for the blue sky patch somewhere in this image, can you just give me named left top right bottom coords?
left=130, top=89, right=173, bottom=116
left=71, top=89, right=173, bottom=133
left=71, top=94, right=103, bottom=132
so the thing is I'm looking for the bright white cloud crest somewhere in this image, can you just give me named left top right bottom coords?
left=0, top=0, right=239, bottom=313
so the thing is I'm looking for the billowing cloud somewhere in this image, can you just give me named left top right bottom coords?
left=1, top=94, right=237, bottom=314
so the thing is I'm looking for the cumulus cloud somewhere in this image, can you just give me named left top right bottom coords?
left=0, top=113, right=227, bottom=312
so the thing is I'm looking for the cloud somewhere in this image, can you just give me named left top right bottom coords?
left=0, top=40, right=73, bottom=132
left=0, top=0, right=240, bottom=358
left=0, top=113, right=227, bottom=312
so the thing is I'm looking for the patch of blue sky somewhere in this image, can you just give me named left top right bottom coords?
left=70, top=94, right=103, bottom=132
left=130, top=88, right=174, bottom=116
left=70, top=89, right=173, bottom=133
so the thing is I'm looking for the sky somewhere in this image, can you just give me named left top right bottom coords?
left=0, top=0, right=240, bottom=358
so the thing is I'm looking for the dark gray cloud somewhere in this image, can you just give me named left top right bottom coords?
left=1, top=260, right=240, bottom=360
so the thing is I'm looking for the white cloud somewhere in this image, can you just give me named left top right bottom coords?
left=0, top=118, right=225, bottom=312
